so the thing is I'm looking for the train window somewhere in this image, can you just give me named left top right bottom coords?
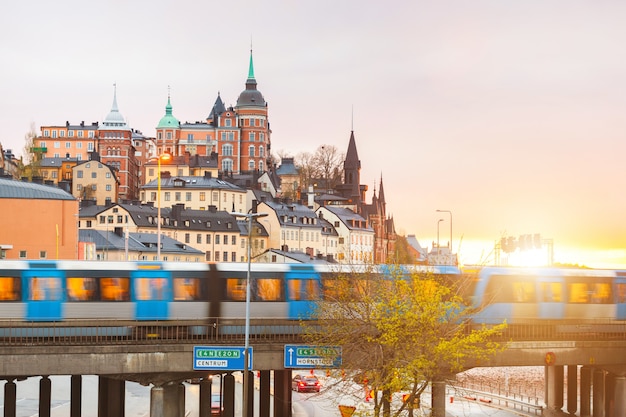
left=100, top=277, right=130, bottom=301
left=541, top=282, right=562, bottom=302
left=134, top=277, right=168, bottom=301
left=256, top=278, right=282, bottom=301
left=618, top=283, right=626, bottom=303
left=173, top=277, right=202, bottom=301
left=484, top=275, right=535, bottom=304
left=67, top=277, right=98, bottom=301
left=29, top=277, right=62, bottom=301
left=226, top=278, right=246, bottom=301
left=0, top=277, right=20, bottom=301
left=512, top=282, right=535, bottom=302
left=288, top=279, right=319, bottom=301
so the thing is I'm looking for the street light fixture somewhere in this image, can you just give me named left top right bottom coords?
left=437, top=218, right=444, bottom=256
left=436, top=209, right=452, bottom=252
left=156, top=153, right=172, bottom=260
left=230, top=210, right=267, bottom=417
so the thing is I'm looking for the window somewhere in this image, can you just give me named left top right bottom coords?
left=78, top=131, right=83, bottom=138
left=206, top=251, right=211, bottom=262
left=164, top=192, right=170, bottom=201
left=231, top=252, right=236, bottom=262
left=150, top=192, right=157, bottom=201
left=187, top=133, right=194, bottom=141
left=186, top=192, right=192, bottom=201
left=223, top=252, right=228, bottom=262
left=91, top=172, right=97, bottom=178
left=52, top=131, right=57, bottom=138
left=223, top=235, right=228, bottom=245
left=167, top=132, right=172, bottom=140
left=231, top=236, right=236, bottom=245
left=249, top=132, right=255, bottom=141
left=185, top=234, right=190, bottom=244
left=106, top=185, right=112, bottom=191
left=225, top=119, right=232, bottom=127
left=175, top=192, right=181, bottom=201
left=215, top=235, right=220, bottom=245
left=197, top=234, right=202, bottom=244
left=259, top=146, right=264, bottom=157
left=54, top=141, right=60, bottom=148
left=86, top=220, right=92, bottom=227
left=248, top=160, right=255, bottom=170
left=215, top=251, right=220, bottom=262
left=259, top=132, right=264, bottom=142
left=222, top=144, right=233, bottom=156
left=88, top=143, right=94, bottom=151
left=88, top=131, right=94, bottom=138
left=222, top=159, right=233, bottom=172
left=65, top=142, right=71, bottom=148
left=206, top=234, right=211, bottom=244
left=200, top=192, right=206, bottom=201
left=68, top=131, right=74, bottom=137
left=249, top=145, right=255, bottom=157
left=43, top=130, right=50, bottom=137
left=39, top=251, right=47, bottom=259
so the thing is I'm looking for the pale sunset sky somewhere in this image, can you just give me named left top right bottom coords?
left=1, top=1, right=625, bottom=268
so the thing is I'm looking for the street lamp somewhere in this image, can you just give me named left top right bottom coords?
left=230, top=210, right=267, bottom=417
left=436, top=209, right=452, bottom=251
left=156, top=153, right=172, bottom=260
left=437, top=218, right=444, bottom=256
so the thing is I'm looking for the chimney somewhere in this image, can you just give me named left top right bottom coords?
left=171, top=204, right=184, bottom=221
left=204, top=171, right=212, bottom=179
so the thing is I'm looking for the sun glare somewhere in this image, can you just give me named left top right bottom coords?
left=507, top=249, right=549, bottom=267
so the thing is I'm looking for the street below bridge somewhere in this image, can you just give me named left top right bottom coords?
left=0, top=370, right=548, bottom=417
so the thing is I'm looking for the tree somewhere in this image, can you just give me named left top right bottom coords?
left=295, top=145, right=344, bottom=194
left=303, top=266, right=506, bottom=417
left=21, top=123, right=42, bottom=179
left=391, top=235, right=416, bottom=265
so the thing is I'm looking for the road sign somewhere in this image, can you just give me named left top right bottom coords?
left=338, top=405, right=356, bottom=417
left=193, top=346, right=252, bottom=370
left=284, top=345, right=342, bottom=368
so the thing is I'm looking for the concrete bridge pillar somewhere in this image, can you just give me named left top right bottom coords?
left=223, top=373, right=235, bottom=417
left=581, top=366, right=592, bottom=417
left=39, top=376, right=51, bottom=417
left=273, top=370, right=292, bottom=417
left=259, top=370, right=271, bottom=417
left=593, top=369, right=606, bottom=417
left=545, top=365, right=564, bottom=412
left=97, top=376, right=125, bottom=417
left=71, top=375, right=82, bottom=417
left=4, top=380, right=16, bottom=417
left=567, top=365, right=577, bottom=415
left=163, top=383, right=184, bottom=417
left=199, top=377, right=213, bottom=417
left=150, top=386, right=164, bottom=417
left=613, top=376, right=626, bottom=417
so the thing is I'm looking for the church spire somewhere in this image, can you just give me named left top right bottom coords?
left=247, top=48, right=255, bottom=80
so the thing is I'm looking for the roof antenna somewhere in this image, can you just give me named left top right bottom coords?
left=351, top=105, right=354, bottom=131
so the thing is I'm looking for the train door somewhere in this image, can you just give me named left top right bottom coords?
left=615, top=272, right=626, bottom=320
left=285, top=265, right=321, bottom=320
left=22, top=267, right=65, bottom=321
left=537, top=272, right=564, bottom=319
left=131, top=268, right=172, bottom=320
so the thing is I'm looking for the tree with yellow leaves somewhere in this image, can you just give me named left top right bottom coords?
left=303, top=265, right=506, bottom=417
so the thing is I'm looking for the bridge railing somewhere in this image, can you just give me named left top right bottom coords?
left=0, top=318, right=308, bottom=346
left=0, top=318, right=625, bottom=346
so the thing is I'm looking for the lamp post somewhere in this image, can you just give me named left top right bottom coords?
left=437, top=218, right=444, bottom=256
left=156, top=153, right=172, bottom=260
left=436, top=209, right=452, bottom=251
left=230, top=210, right=267, bottom=417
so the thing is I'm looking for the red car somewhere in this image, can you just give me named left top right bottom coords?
left=292, top=374, right=321, bottom=393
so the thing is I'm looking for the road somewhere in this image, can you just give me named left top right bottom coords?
left=0, top=374, right=539, bottom=417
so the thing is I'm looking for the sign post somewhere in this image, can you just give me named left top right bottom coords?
left=284, top=345, right=342, bottom=368
left=193, top=346, right=252, bottom=371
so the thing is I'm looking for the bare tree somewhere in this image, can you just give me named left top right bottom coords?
left=21, top=123, right=42, bottom=179
left=312, top=145, right=344, bottom=192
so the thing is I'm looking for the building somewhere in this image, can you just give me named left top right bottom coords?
left=98, top=86, right=140, bottom=202
left=78, top=229, right=204, bottom=262
left=154, top=51, right=271, bottom=175
left=0, top=177, right=78, bottom=259
left=34, top=121, right=98, bottom=161
left=141, top=173, right=246, bottom=213
left=316, top=205, right=374, bottom=264
left=72, top=154, right=119, bottom=205
left=78, top=202, right=255, bottom=263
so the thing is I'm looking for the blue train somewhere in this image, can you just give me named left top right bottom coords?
left=0, top=260, right=460, bottom=322
left=1, top=261, right=624, bottom=329
left=468, top=266, right=626, bottom=324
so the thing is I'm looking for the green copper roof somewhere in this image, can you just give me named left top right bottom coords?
left=248, top=50, right=255, bottom=80
left=157, top=95, right=180, bottom=129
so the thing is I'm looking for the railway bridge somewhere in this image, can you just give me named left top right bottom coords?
left=1, top=319, right=626, bottom=417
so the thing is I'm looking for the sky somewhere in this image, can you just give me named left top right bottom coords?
left=1, top=1, right=625, bottom=268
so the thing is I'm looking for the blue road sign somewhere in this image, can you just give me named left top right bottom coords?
left=284, top=345, right=342, bottom=368
left=193, top=346, right=252, bottom=370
